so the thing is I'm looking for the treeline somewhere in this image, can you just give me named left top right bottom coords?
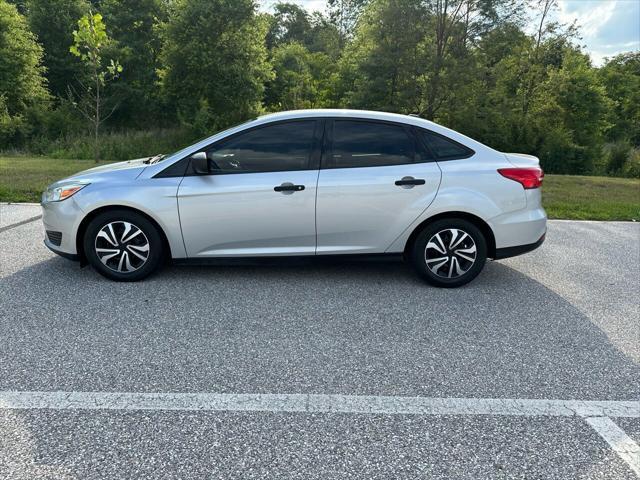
left=1, top=0, right=638, bottom=176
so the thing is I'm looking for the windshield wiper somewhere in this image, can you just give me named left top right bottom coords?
left=144, top=154, right=165, bottom=164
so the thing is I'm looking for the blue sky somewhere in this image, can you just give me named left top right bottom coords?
left=260, top=0, right=640, bottom=66
left=554, top=0, right=639, bottom=64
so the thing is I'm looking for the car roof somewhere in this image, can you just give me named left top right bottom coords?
left=256, top=109, right=438, bottom=128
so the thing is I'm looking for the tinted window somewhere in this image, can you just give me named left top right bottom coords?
left=205, top=121, right=316, bottom=173
left=420, top=130, right=472, bottom=160
left=331, top=121, right=414, bottom=168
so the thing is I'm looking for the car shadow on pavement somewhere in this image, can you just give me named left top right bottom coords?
left=1, top=255, right=638, bottom=401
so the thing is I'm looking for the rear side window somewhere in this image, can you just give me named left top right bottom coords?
left=205, top=121, right=317, bottom=173
left=419, top=130, right=474, bottom=160
left=330, top=120, right=415, bottom=168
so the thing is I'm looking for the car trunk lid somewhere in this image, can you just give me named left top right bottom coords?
left=504, top=153, right=540, bottom=168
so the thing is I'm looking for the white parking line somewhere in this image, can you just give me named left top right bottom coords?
left=586, top=416, right=640, bottom=476
left=0, top=215, right=42, bottom=233
left=0, top=392, right=638, bottom=417
left=2, top=392, right=639, bottom=475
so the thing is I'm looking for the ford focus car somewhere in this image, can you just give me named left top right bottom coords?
left=41, top=109, right=546, bottom=287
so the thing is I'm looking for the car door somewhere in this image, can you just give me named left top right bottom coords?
left=316, top=119, right=442, bottom=254
left=177, top=119, right=322, bottom=257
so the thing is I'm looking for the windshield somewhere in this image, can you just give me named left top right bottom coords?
left=156, top=118, right=258, bottom=164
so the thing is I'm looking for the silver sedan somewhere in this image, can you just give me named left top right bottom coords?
left=41, top=109, right=546, bottom=287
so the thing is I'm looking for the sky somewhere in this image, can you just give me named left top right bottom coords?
left=259, top=0, right=640, bottom=66
left=555, top=0, right=639, bottom=65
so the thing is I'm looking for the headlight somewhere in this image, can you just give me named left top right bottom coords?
left=42, top=183, right=89, bottom=203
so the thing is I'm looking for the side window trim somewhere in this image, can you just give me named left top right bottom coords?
left=309, top=119, right=325, bottom=171
left=411, top=125, right=436, bottom=163
left=409, top=126, right=434, bottom=164
left=320, top=119, right=334, bottom=169
left=321, top=118, right=419, bottom=170
left=416, top=128, right=475, bottom=161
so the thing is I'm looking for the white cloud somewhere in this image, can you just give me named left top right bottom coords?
left=556, top=0, right=640, bottom=65
left=557, top=0, right=617, bottom=37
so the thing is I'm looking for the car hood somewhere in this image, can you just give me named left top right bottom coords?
left=64, top=158, right=149, bottom=182
left=504, top=153, right=540, bottom=168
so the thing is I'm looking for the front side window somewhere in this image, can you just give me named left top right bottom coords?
left=205, top=121, right=317, bottom=173
left=330, top=120, right=415, bottom=168
left=419, top=130, right=473, bottom=160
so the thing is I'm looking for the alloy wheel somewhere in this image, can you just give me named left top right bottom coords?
left=424, top=228, right=477, bottom=279
left=94, top=221, right=150, bottom=273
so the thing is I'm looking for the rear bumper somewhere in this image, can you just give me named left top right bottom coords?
left=487, top=186, right=547, bottom=252
left=494, top=232, right=545, bottom=260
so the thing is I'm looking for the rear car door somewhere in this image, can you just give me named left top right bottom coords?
left=316, top=119, right=441, bottom=254
left=177, top=120, right=322, bottom=257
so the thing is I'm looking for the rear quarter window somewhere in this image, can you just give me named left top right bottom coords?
left=419, top=130, right=474, bottom=160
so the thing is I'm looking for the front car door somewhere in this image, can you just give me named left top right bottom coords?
left=177, top=120, right=322, bottom=257
left=316, top=119, right=442, bottom=254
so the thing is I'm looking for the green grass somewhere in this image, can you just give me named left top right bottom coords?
left=0, top=156, right=114, bottom=203
left=542, top=174, right=639, bottom=221
left=1, top=156, right=638, bottom=220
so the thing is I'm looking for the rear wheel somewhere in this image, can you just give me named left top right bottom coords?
left=83, top=210, right=164, bottom=282
left=410, top=218, right=487, bottom=288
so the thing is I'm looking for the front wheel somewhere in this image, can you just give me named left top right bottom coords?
left=410, top=218, right=487, bottom=288
left=83, top=210, right=164, bottom=282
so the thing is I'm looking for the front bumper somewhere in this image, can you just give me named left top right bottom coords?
left=44, top=239, right=79, bottom=261
left=41, top=197, right=84, bottom=258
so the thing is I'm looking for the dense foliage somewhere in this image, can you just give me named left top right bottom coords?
left=0, top=0, right=638, bottom=176
left=0, top=1, right=48, bottom=144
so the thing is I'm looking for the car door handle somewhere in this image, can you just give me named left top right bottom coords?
left=395, top=177, right=426, bottom=187
left=274, top=183, right=305, bottom=193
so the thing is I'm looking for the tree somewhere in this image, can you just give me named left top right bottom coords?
left=159, top=0, right=272, bottom=133
left=453, top=0, right=581, bottom=158
left=69, top=10, right=122, bottom=161
left=435, top=22, right=527, bottom=142
left=417, top=0, right=523, bottom=120
left=327, top=0, right=369, bottom=45
left=5, top=0, right=26, bottom=14
left=101, top=0, right=168, bottom=126
left=335, top=0, right=430, bottom=112
left=305, top=12, right=342, bottom=60
left=0, top=0, right=636, bottom=178
left=0, top=0, right=48, bottom=145
left=266, top=2, right=311, bottom=49
left=337, top=0, right=522, bottom=117
left=265, top=42, right=335, bottom=110
left=599, top=52, right=640, bottom=146
left=531, top=49, right=611, bottom=174
left=26, top=0, right=89, bottom=99
left=266, top=4, right=342, bottom=59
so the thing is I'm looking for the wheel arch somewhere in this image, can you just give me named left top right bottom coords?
left=76, top=205, right=173, bottom=265
left=403, top=211, right=496, bottom=259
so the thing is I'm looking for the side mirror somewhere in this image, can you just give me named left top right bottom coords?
left=189, top=152, right=209, bottom=175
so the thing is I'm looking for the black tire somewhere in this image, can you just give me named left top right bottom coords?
left=410, top=218, right=487, bottom=288
left=83, top=209, right=164, bottom=282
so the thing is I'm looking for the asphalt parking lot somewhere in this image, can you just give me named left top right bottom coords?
left=1, top=203, right=639, bottom=479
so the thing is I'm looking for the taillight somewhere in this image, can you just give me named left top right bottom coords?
left=498, top=167, right=544, bottom=189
